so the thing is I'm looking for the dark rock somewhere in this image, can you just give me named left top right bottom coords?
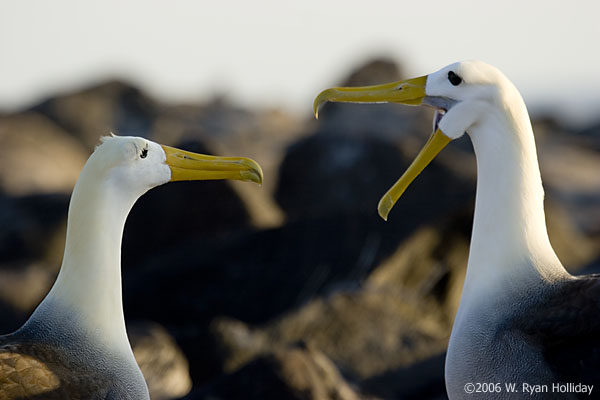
left=276, top=134, right=404, bottom=219
left=186, top=344, right=374, bottom=400
left=0, top=193, right=69, bottom=266
left=362, top=352, right=447, bottom=400
left=209, top=288, right=449, bottom=382
left=205, top=216, right=471, bottom=384
left=315, top=103, right=431, bottom=143
left=123, top=215, right=400, bottom=326
left=0, top=299, right=25, bottom=334
left=123, top=214, right=412, bottom=384
left=341, top=58, right=403, bottom=87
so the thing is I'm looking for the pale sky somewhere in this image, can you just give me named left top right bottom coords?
left=2, top=0, right=600, bottom=125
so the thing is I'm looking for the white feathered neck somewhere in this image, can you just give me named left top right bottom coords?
left=461, top=78, right=568, bottom=301
left=34, top=140, right=144, bottom=354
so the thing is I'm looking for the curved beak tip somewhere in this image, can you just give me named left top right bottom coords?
left=375, top=129, right=451, bottom=220
left=242, top=164, right=264, bottom=185
left=313, top=90, right=331, bottom=120
left=377, top=197, right=393, bottom=222
left=241, top=157, right=264, bottom=184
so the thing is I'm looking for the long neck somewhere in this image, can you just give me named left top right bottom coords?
left=464, top=97, right=567, bottom=296
left=32, top=166, right=137, bottom=351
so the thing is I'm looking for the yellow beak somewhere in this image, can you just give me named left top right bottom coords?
left=377, top=129, right=450, bottom=220
left=313, top=75, right=427, bottom=119
left=313, top=74, right=452, bottom=221
left=162, top=145, right=263, bottom=184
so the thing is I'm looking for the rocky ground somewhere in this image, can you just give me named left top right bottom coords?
left=0, top=58, right=599, bottom=400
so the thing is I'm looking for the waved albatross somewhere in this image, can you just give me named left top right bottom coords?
left=0, top=135, right=263, bottom=399
left=315, top=61, right=600, bottom=399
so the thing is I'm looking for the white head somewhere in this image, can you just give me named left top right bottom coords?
left=424, top=60, right=508, bottom=98
left=81, top=135, right=263, bottom=205
left=85, top=135, right=171, bottom=201
left=313, top=60, right=529, bottom=219
left=423, top=60, right=524, bottom=140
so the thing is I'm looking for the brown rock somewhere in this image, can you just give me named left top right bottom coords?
left=0, top=263, right=54, bottom=316
left=31, top=80, right=157, bottom=150
left=128, top=321, right=192, bottom=400
left=0, top=113, right=87, bottom=195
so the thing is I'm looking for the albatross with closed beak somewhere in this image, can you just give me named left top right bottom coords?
left=315, top=60, right=599, bottom=399
left=0, top=135, right=263, bottom=399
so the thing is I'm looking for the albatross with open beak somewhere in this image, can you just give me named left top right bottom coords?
left=0, top=135, right=262, bottom=399
left=315, top=60, right=599, bottom=399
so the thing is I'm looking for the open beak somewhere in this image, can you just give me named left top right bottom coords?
left=162, top=145, right=263, bottom=184
left=377, top=129, right=450, bottom=220
left=313, top=75, right=452, bottom=221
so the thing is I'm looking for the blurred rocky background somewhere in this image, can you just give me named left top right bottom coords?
left=1, top=57, right=599, bottom=400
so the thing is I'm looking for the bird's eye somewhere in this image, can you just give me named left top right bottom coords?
left=140, top=148, right=148, bottom=159
left=448, top=71, right=462, bottom=86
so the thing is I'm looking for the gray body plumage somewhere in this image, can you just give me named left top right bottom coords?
left=446, top=273, right=600, bottom=399
left=1, top=298, right=149, bottom=399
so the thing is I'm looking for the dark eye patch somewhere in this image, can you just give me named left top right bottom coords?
left=448, top=71, right=462, bottom=86
left=140, top=148, right=148, bottom=159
